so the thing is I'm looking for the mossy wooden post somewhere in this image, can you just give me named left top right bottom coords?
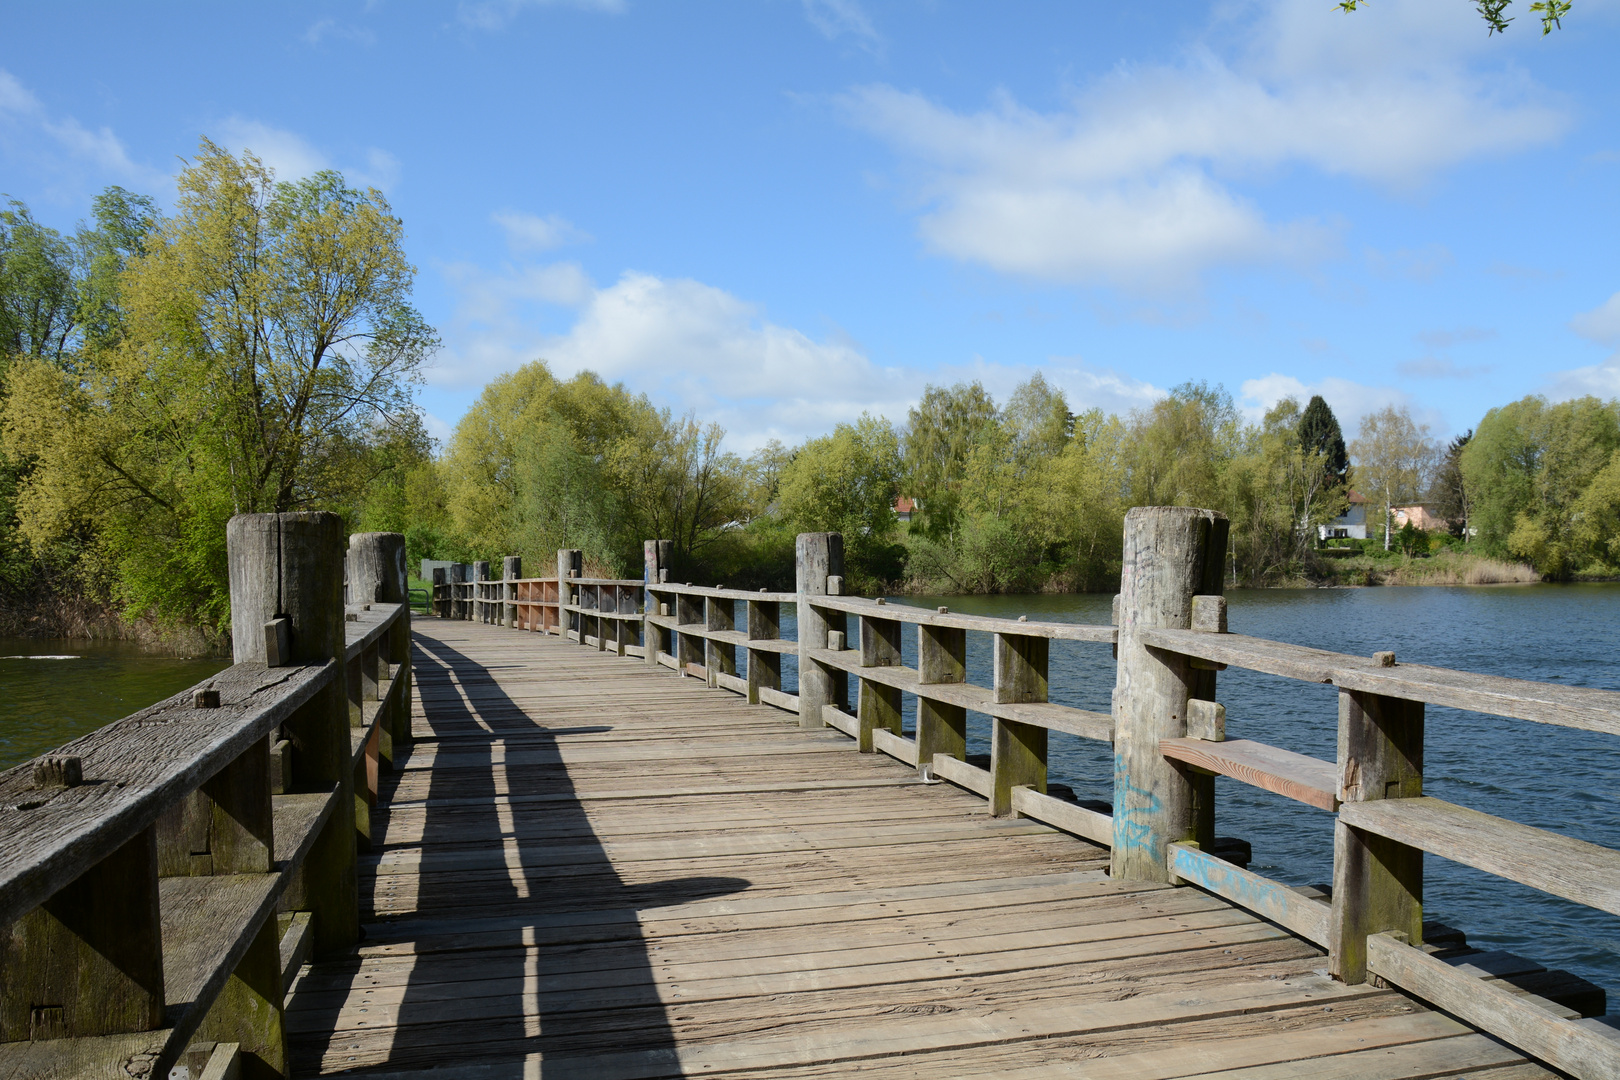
left=431, top=567, right=446, bottom=618
left=746, top=597, right=781, bottom=705
left=643, top=540, right=671, bottom=669
left=858, top=612, right=903, bottom=753
left=917, top=620, right=967, bottom=774
left=1111, top=506, right=1226, bottom=882
left=192, top=912, right=285, bottom=1077
left=349, top=533, right=411, bottom=748
left=1330, top=688, right=1424, bottom=984
left=706, top=595, right=736, bottom=687
left=473, top=561, right=491, bottom=624
left=557, top=550, right=581, bottom=642
left=991, top=633, right=1048, bottom=817
left=0, top=828, right=165, bottom=1041
left=796, top=532, right=846, bottom=729
left=675, top=590, right=704, bottom=676
left=503, top=556, right=521, bottom=628
left=228, top=512, right=358, bottom=956
left=448, top=563, right=466, bottom=620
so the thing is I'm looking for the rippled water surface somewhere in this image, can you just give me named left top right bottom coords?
left=0, top=637, right=230, bottom=771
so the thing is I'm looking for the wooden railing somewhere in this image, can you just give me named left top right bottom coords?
left=433, top=513, right=1620, bottom=1079
left=0, top=517, right=412, bottom=1080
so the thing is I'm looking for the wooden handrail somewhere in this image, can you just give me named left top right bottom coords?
left=0, top=520, right=413, bottom=1078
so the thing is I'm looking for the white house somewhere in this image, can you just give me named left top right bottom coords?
left=1319, top=491, right=1370, bottom=541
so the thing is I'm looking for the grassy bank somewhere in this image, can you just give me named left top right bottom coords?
left=1307, top=547, right=1541, bottom=587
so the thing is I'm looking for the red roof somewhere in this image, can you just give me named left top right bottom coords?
left=894, top=496, right=917, bottom=513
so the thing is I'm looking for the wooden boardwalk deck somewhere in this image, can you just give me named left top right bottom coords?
left=284, top=618, right=1557, bottom=1079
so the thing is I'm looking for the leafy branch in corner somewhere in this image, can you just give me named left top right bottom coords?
left=1337, top=0, right=1571, bottom=36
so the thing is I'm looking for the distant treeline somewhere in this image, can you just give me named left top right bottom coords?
left=4, top=150, right=1620, bottom=641
left=412, top=360, right=1620, bottom=595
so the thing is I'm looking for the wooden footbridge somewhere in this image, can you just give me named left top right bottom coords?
left=5, top=510, right=1620, bottom=1079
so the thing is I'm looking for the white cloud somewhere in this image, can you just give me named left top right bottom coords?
left=213, top=118, right=399, bottom=191
left=0, top=68, right=164, bottom=200
left=1240, top=373, right=1439, bottom=436
left=492, top=210, right=591, bottom=252
left=431, top=258, right=1154, bottom=450
left=839, top=0, right=1566, bottom=293
left=1544, top=358, right=1620, bottom=402
left=803, top=0, right=882, bottom=53
left=304, top=18, right=376, bottom=46
left=458, top=0, right=623, bottom=31
left=1571, top=291, right=1620, bottom=348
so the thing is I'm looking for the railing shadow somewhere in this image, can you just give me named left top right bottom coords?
left=306, top=627, right=747, bottom=1076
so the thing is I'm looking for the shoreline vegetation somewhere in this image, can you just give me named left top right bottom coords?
left=4, top=151, right=1620, bottom=644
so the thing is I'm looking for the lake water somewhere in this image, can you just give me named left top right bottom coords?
left=0, top=638, right=230, bottom=772
left=6, top=586, right=1618, bottom=997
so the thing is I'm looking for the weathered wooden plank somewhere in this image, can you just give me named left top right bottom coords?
left=870, top=728, right=919, bottom=766
left=1340, top=795, right=1620, bottom=918
left=809, top=594, right=1116, bottom=644
left=1140, top=628, right=1620, bottom=737
left=1010, top=786, right=1112, bottom=847
left=1367, top=932, right=1620, bottom=1080
left=1166, top=843, right=1329, bottom=945
left=1157, top=738, right=1338, bottom=811
left=932, top=754, right=992, bottom=798
left=0, top=660, right=334, bottom=926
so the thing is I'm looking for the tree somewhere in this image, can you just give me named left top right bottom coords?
left=1349, top=406, right=1437, bottom=551
left=3, top=142, right=437, bottom=629
left=776, top=414, right=904, bottom=588
left=1429, top=431, right=1473, bottom=540
left=1298, top=396, right=1349, bottom=490
left=0, top=200, right=78, bottom=370
left=901, top=381, right=998, bottom=539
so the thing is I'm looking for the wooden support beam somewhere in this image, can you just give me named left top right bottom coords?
left=0, top=826, right=165, bottom=1040
left=643, top=541, right=671, bottom=669
left=795, top=532, right=846, bottom=728
left=1111, top=506, right=1226, bottom=882
left=227, top=512, right=356, bottom=957
left=746, top=598, right=782, bottom=706
left=991, top=632, right=1047, bottom=817
left=705, top=596, right=737, bottom=688
left=1330, top=689, right=1424, bottom=985
left=858, top=613, right=903, bottom=753
left=916, top=621, right=968, bottom=776
left=502, top=555, right=521, bottom=628
left=191, top=911, right=285, bottom=1078
left=347, top=533, right=409, bottom=748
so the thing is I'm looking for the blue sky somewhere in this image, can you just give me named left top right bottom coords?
left=4, top=0, right=1619, bottom=452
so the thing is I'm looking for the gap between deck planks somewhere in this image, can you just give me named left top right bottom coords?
left=285, top=619, right=1559, bottom=1079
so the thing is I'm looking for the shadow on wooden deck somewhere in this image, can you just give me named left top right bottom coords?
left=287, top=632, right=746, bottom=1076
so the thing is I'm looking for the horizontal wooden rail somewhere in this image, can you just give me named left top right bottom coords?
left=1, top=521, right=414, bottom=1079
left=806, top=647, right=1112, bottom=742
left=808, top=594, right=1116, bottom=644
left=1139, top=627, right=1620, bottom=736
left=0, top=659, right=336, bottom=926
left=1158, top=737, right=1338, bottom=812
left=649, top=582, right=796, bottom=603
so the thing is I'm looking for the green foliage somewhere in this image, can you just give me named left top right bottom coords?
left=1461, top=396, right=1620, bottom=575
left=1298, top=395, right=1349, bottom=490
left=0, top=144, right=437, bottom=633
left=777, top=414, right=904, bottom=589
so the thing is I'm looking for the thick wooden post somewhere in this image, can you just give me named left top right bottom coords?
left=991, top=633, right=1048, bottom=817
left=351, top=532, right=412, bottom=748
left=503, top=555, right=521, bottom=628
left=644, top=540, right=671, bottom=668
left=706, top=596, right=737, bottom=686
left=796, top=533, right=846, bottom=729
left=432, top=567, right=447, bottom=618
left=1, top=827, right=165, bottom=1040
left=557, top=550, right=581, bottom=641
left=858, top=613, right=903, bottom=752
left=746, top=598, right=781, bottom=705
left=449, top=563, right=466, bottom=620
left=473, top=561, right=490, bottom=623
left=1330, top=689, right=1424, bottom=984
left=675, top=590, right=704, bottom=676
left=228, top=512, right=358, bottom=955
left=917, top=621, right=967, bottom=773
left=1111, top=506, right=1226, bottom=882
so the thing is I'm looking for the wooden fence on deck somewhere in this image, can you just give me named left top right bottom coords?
left=429, top=509, right=1620, bottom=1080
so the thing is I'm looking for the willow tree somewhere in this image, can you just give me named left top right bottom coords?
left=3, top=141, right=436, bottom=629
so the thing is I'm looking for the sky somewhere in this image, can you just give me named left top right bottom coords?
left=3, top=0, right=1619, bottom=453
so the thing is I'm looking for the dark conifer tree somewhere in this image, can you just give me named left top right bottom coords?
left=1297, top=395, right=1349, bottom=488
